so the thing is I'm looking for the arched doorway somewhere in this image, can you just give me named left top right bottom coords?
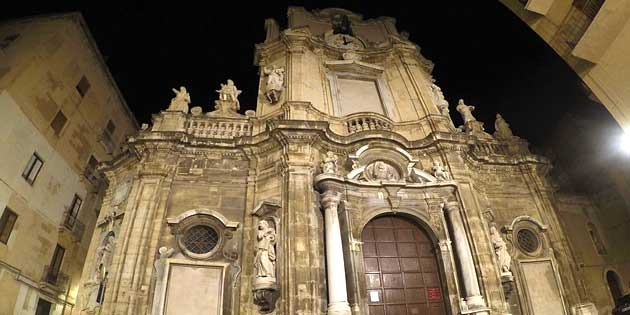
left=362, top=216, right=446, bottom=315
left=607, top=270, right=623, bottom=306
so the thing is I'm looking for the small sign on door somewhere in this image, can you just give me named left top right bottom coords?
left=427, top=287, right=441, bottom=301
left=369, top=290, right=380, bottom=302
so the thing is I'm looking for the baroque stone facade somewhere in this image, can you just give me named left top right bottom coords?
left=76, top=7, right=596, bottom=315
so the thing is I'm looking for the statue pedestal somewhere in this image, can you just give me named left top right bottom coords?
left=253, top=278, right=279, bottom=314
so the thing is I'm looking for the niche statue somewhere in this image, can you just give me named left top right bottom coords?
left=253, top=219, right=278, bottom=313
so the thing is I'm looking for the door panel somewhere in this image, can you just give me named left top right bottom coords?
left=362, top=216, right=446, bottom=315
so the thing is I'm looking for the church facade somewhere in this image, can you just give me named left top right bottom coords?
left=74, top=7, right=599, bottom=315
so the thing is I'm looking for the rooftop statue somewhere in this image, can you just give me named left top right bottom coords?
left=216, top=79, right=242, bottom=110
left=494, top=113, right=515, bottom=140
left=456, top=99, right=477, bottom=123
left=167, top=86, right=190, bottom=113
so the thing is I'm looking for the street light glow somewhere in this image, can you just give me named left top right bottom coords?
left=620, top=132, right=630, bottom=154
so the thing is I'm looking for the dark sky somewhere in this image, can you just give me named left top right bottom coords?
left=2, top=1, right=619, bottom=150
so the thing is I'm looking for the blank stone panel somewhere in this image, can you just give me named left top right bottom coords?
left=164, top=264, right=223, bottom=315
left=337, top=78, right=385, bottom=116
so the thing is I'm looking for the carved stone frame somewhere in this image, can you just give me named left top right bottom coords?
left=156, top=258, right=230, bottom=315
left=325, top=60, right=398, bottom=119
left=166, top=209, right=239, bottom=260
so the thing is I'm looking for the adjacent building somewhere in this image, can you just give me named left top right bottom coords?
left=0, top=13, right=137, bottom=315
left=73, top=7, right=613, bottom=315
left=501, top=1, right=630, bottom=313
left=500, top=0, right=630, bottom=130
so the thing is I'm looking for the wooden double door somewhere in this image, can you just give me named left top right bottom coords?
left=362, top=216, right=446, bottom=315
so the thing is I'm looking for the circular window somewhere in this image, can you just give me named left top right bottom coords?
left=182, top=225, right=219, bottom=254
left=516, top=229, right=540, bottom=254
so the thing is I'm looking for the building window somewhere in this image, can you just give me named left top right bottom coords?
left=76, top=76, right=91, bottom=97
left=22, top=152, right=44, bottom=185
left=0, top=34, right=19, bottom=50
left=106, top=120, right=116, bottom=135
left=182, top=225, right=219, bottom=254
left=46, top=244, right=65, bottom=284
left=0, top=207, right=18, bottom=244
left=100, top=120, right=117, bottom=154
left=84, top=155, right=100, bottom=186
left=50, top=110, right=68, bottom=136
left=516, top=228, right=540, bottom=254
left=587, top=222, right=607, bottom=255
left=64, top=195, right=82, bottom=229
left=35, top=298, right=52, bottom=315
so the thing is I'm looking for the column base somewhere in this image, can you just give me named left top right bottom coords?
left=327, top=301, right=352, bottom=315
left=465, top=295, right=487, bottom=309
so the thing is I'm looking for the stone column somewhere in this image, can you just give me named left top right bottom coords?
left=444, top=201, right=487, bottom=311
left=321, top=190, right=352, bottom=315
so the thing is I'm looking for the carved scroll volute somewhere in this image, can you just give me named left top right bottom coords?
left=251, top=201, right=281, bottom=314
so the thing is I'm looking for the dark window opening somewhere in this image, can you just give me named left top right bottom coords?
left=106, top=120, right=116, bottom=135
left=100, top=120, right=117, bottom=154
left=76, top=76, right=91, bottom=97
left=22, top=152, right=44, bottom=185
left=84, top=155, right=100, bottom=186
left=35, top=298, right=52, bottom=315
left=50, top=110, right=68, bottom=136
left=64, top=195, right=82, bottom=229
left=607, top=270, right=623, bottom=306
left=46, top=244, right=65, bottom=284
left=0, top=207, right=18, bottom=244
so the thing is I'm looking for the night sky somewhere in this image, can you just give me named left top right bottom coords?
left=2, top=1, right=620, bottom=152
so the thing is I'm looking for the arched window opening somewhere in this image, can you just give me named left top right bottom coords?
left=607, top=270, right=623, bottom=306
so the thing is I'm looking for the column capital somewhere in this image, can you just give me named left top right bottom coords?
left=321, top=190, right=342, bottom=209
left=443, top=200, right=461, bottom=213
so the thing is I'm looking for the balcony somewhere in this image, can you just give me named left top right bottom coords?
left=39, top=265, right=69, bottom=293
left=344, top=114, right=393, bottom=134
left=185, top=117, right=252, bottom=139
left=60, top=210, right=86, bottom=243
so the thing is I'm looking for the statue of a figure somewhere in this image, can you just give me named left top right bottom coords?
left=216, top=79, right=242, bottom=110
left=331, top=14, right=353, bottom=35
left=264, top=18, right=280, bottom=43
left=456, top=99, right=477, bottom=123
left=321, top=151, right=338, bottom=174
left=263, top=67, right=285, bottom=103
left=93, top=235, right=115, bottom=282
left=431, top=84, right=450, bottom=116
left=371, top=161, right=397, bottom=181
left=490, top=226, right=512, bottom=275
left=167, top=86, right=190, bottom=113
left=431, top=161, right=451, bottom=181
left=254, top=220, right=276, bottom=280
left=494, top=113, right=514, bottom=139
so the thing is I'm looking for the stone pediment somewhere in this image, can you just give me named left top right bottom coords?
left=324, top=60, right=384, bottom=76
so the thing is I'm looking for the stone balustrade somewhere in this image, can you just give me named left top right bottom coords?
left=185, top=118, right=252, bottom=139
left=344, top=115, right=393, bottom=134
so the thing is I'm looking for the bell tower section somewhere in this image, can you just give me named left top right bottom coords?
left=255, top=7, right=453, bottom=135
